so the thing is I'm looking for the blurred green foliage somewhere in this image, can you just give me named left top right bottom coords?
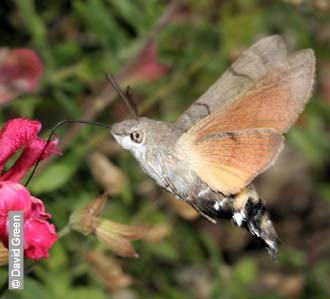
left=0, top=0, right=330, bottom=298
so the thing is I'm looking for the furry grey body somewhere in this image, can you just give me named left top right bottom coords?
left=112, top=118, right=220, bottom=204
left=111, top=117, right=278, bottom=259
left=109, top=35, right=317, bottom=260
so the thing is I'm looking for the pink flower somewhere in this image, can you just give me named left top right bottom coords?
left=0, top=182, right=31, bottom=239
left=123, top=40, right=170, bottom=85
left=0, top=48, right=43, bottom=106
left=0, top=182, right=57, bottom=259
left=24, top=218, right=57, bottom=260
left=0, top=118, right=59, bottom=260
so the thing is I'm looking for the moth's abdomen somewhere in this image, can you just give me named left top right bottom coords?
left=233, top=186, right=278, bottom=260
left=190, top=185, right=278, bottom=260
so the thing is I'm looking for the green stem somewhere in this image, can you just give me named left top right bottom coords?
left=58, top=225, right=70, bottom=239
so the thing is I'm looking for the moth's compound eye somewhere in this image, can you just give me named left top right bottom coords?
left=130, top=131, right=144, bottom=144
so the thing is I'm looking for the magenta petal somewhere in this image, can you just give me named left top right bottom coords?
left=0, top=118, right=41, bottom=174
left=24, top=218, right=57, bottom=260
left=134, top=61, right=170, bottom=81
left=0, top=182, right=32, bottom=216
left=124, top=40, right=170, bottom=84
left=0, top=181, right=57, bottom=259
left=0, top=135, right=60, bottom=182
left=0, top=181, right=32, bottom=245
left=30, top=196, right=51, bottom=220
left=137, top=40, right=171, bottom=78
left=0, top=48, right=43, bottom=105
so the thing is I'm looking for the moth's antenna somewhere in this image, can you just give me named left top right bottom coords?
left=24, top=120, right=112, bottom=187
left=105, top=73, right=138, bottom=119
left=125, top=85, right=138, bottom=116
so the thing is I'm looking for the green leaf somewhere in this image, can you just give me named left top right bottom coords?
left=233, top=258, right=257, bottom=285
left=29, top=162, right=79, bottom=194
left=65, top=288, right=106, bottom=299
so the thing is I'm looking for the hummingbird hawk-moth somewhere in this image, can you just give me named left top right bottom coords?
left=109, top=35, right=315, bottom=260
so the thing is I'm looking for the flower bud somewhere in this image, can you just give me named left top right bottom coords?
left=70, top=194, right=148, bottom=258
left=0, top=242, right=8, bottom=265
left=85, top=251, right=133, bottom=291
left=87, top=151, right=128, bottom=195
left=69, top=193, right=108, bottom=235
left=0, top=48, right=43, bottom=105
left=95, top=219, right=149, bottom=258
left=143, top=223, right=171, bottom=243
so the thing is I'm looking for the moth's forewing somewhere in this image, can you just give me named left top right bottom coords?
left=189, top=49, right=315, bottom=136
left=176, top=35, right=289, bottom=130
left=177, top=129, right=283, bottom=195
left=175, top=36, right=315, bottom=195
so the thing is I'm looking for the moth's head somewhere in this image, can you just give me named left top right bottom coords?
left=107, top=75, right=173, bottom=158
left=111, top=117, right=151, bottom=154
